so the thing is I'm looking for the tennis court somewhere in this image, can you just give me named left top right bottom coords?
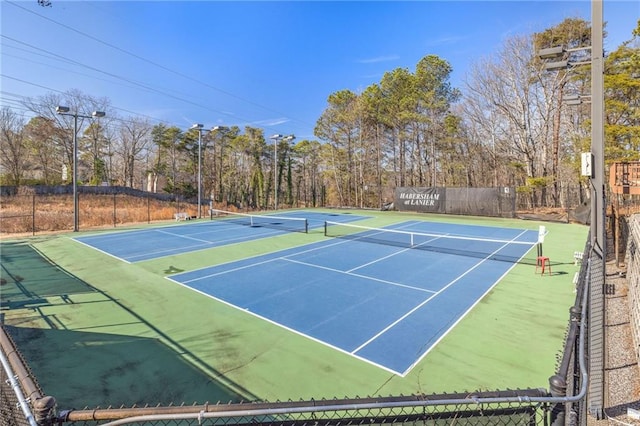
left=2, top=208, right=586, bottom=407
left=168, top=220, right=539, bottom=375
left=73, top=210, right=368, bottom=262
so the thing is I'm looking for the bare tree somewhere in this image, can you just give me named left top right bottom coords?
left=465, top=34, right=551, bottom=206
left=118, top=117, right=152, bottom=188
left=23, top=116, right=63, bottom=184
left=23, top=90, right=111, bottom=185
left=0, top=107, right=27, bottom=185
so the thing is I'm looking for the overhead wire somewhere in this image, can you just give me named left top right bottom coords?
left=1, top=45, right=174, bottom=100
left=1, top=35, right=290, bottom=132
left=1, top=35, right=237, bottom=121
left=3, top=0, right=314, bottom=132
left=1, top=90, right=163, bottom=132
left=1, top=92, right=246, bottom=139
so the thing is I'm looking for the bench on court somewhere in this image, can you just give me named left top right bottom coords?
left=174, top=212, right=190, bottom=221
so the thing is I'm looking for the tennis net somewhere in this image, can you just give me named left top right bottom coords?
left=324, top=221, right=538, bottom=264
left=210, top=209, right=308, bottom=233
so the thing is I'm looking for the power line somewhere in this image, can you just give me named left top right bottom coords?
left=5, top=0, right=314, bottom=129
left=2, top=35, right=301, bottom=134
left=1, top=35, right=240, bottom=121
left=2, top=88, right=219, bottom=133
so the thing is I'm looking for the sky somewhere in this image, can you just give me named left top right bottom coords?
left=1, top=0, right=638, bottom=141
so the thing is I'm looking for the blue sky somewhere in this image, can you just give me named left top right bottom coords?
left=1, top=1, right=638, bottom=141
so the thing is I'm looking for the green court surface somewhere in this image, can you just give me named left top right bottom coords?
left=0, top=209, right=588, bottom=409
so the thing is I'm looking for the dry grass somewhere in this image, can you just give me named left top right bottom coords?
left=0, top=193, right=196, bottom=235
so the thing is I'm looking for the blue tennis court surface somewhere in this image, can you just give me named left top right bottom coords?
left=169, top=220, right=539, bottom=375
left=73, top=211, right=368, bottom=262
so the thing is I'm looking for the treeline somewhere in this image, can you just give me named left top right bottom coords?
left=1, top=18, right=638, bottom=211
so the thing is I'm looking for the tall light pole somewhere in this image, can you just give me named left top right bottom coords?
left=269, top=134, right=295, bottom=210
left=536, top=26, right=603, bottom=252
left=192, top=125, right=229, bottom=217
left=589, top=1, right=605, bottom=419
left=211, top=126, right=229, bottom=208
left=591, top=0, right=604, bottom=261
left=56, top=106, right=105, bottom=232
left=191, top=124, right=207, bottom=218
left=283, top=135, right=296, bottom=206
left=270, top=134, right=284, bottom=210
left=537, top=1, right=605, bottom=418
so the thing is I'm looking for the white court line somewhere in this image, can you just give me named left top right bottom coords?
left=165, top=274, right=404, bottom=376
left=180, top=256, right=282, bottom=283
left=283, top=221, right=421, bottom=265
left=125, top=228, right=282, bottom=261
left=156, top=229, right=216, bottom=243
left=74, top=219, right=225, bottom=240
left=128, top=228, right=282, bottom=260
left=169, top=237, right=351, bottom=280
left=75, top=226, right=225, bottom=262
left=178, top=221, right=432, bottom=285
left=126, top=241, right=214, bottom=261
left=400, top=232, right=536, bottom=376
left=282, top=258, right=436, bottom=294
left=346, top=233, right=448, bottom=273
left=71, top=237, right=134, bottom=264
left=169, top=222, right=535, bottom=375
left=351, top=229, right=532, bottom=356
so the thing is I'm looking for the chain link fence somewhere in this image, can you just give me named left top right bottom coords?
left=2, top=184, right=597, bottom=237
left=0, top=324, right=55, bottom=426
left=1, top=183, right=600, bottom=425
left=0, top=186, right=198, bottom=235
left=1, top=235, right=592, bottom=425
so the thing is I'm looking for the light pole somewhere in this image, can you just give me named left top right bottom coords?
left=270, top=134, right=295, bottom=210
left=591, top=0, right=605, bottom=261
left=211, top=126, right=229, bottom=208
left=191, top=124, right=207, bottom=218
left=270, top=134, right=284, bottom=209
left=536, top=23, right=603, bottom=253
left=192, top=125, right=229, bottom=217
left=537, top=0, right=605, bottom=418
left=283, top=135, right=296, bottom=206
left=56, top=106, right=105, bottom=232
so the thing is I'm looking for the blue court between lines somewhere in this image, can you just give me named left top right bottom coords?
left=169, top=221, right=539, bottom=375
left=73, top=211, right=368, bottom=262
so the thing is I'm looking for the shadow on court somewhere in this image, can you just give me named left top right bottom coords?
left=1, top=241, right=94, bottom=300
left=1, top=241, right=255, bottom=408
left=3, top=325, right=243, bottom=407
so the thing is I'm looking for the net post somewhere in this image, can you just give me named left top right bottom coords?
left=537, top=226, right=546, bottom=258
left=324, top=221, right=327, bottom=237
left=304, top=219, right=308, bottom=234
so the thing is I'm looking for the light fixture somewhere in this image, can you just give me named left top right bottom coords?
left=537, top=46, right=565, bottom=59
left=270, top=134, right=284, bottom=209
left=210, top=126, right=229, bottom=207
left=544, top=60, right=569, bottom=71
left=56, top=105, right=106, bottom=232
left=191, top=124, right=206, bottom=218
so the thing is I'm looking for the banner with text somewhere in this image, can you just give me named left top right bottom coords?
left=395, top=187, right=446, bottom=213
